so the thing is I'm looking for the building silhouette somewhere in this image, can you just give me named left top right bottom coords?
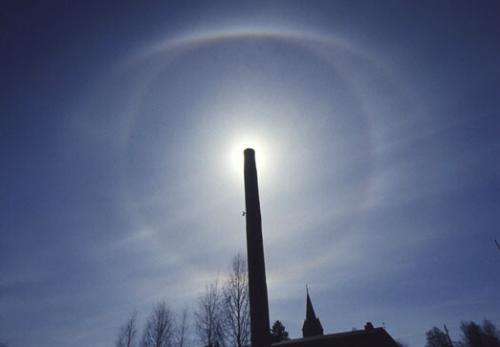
left=302, top=288, right=324, bottom=338
left=243, top=148, right=400, bottom=347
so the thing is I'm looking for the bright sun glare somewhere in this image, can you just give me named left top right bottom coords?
left=228, top=135, right=270, bottom=176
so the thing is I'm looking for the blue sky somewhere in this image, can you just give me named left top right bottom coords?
left=1, top=1, right=499, bottom=346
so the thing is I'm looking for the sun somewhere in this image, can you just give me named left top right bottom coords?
left=228, top=134, right=270, bottom=176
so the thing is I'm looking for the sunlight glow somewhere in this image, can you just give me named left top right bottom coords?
left=228, top=134, right=271, bottom=176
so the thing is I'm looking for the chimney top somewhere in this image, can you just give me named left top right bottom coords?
left=365, top=322, right=374, bottom=331
left=244, top=148, right=255, bottom=155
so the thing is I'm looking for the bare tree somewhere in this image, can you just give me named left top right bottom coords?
left=175, top=308, right=189, bottom=347
left=426, top=327, right=453, bottom=347
left=117, top=311, right=138, bottom=347
left=223, top=254, right=250, bottom=347
left=142, top=301, right=175, bottom=347
left=195, top=280, right=226, bottom=347
left=461, top=320, right=500, bottom=347
left=481, top=320, right=500, bottom=347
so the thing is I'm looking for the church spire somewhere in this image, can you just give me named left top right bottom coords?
left=306, top=286, right=317, bottom=320
left=302, top=286, right=324, bottom=338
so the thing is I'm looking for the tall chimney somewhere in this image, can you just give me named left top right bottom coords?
left=244, top=148, right=271, bottom=347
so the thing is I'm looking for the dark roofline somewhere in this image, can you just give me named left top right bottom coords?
left=272, top=327, right=390, bottom=346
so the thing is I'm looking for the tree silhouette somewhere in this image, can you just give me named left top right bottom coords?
left=142, top=301, right=175, bottom=347
left=426, top=321, right=500, bottom=347
left=195, top=280, right=226, bottom=347
left=175, top=308, right=189, bottom=347
left=461, top=320, right=500, bottom=347
left=116, top=311, right=138, bottom=347
left=224, top=254, right=250, bottom=347
left=426, top=327, right=453, bottom=347
left=270, top=320, right=289, bottom=343
left=481, top=320, right=500, bottom=347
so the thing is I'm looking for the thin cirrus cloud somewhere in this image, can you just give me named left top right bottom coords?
left=2, top=2, right=499, bottom=346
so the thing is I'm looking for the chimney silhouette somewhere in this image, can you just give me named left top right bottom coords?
left=244, top=148, right=271, bottom=347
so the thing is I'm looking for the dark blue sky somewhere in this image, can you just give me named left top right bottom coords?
left=1, top=1, right=499, bottom=346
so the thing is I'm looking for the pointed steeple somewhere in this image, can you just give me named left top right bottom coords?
left=306, top=286, right=317, bottom=320
left=302, top=286, right=324, bottom=338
